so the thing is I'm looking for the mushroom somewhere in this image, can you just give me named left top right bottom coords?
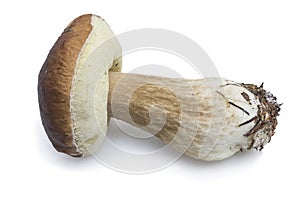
left=38, top=14, right=280, bottom=160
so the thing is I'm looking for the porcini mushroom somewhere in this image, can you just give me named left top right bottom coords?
left=38, top=14, right=280, bottom=160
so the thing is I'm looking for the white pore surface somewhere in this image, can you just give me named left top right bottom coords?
left=70, top=15, right=121, bottom=155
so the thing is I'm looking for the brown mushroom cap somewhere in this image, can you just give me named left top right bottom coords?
left=38, top=14, right=122, bottom=157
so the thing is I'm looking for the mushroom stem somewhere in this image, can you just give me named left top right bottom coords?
left=108, top=71, right=199, bottom=154
left=107, top=72, right=280, bottom=160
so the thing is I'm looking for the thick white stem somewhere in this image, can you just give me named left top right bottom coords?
left=107, top=72, right=280, bottom=160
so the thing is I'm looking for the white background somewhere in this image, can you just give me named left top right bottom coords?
left=1, top=0, right=299, bottom=199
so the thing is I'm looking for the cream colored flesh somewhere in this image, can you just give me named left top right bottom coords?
left=70, top=15, right=121, bottom=155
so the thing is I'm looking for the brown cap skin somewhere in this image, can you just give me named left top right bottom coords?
left=38, top=14, right=93, bottom=157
